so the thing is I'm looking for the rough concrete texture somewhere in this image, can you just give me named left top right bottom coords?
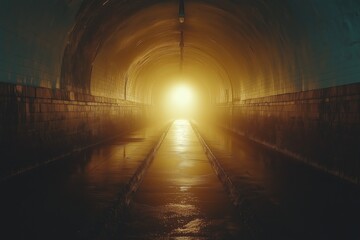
left=217, top=83, right=360, bottom=183
left=0, top=0, right=360, bottom=182
left=0, top=82, right=149, bottom=180
left=1, top=1, right=360, bottom=101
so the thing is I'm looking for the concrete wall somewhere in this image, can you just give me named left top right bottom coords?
left=0, top=0, right=82, bottom=88
left=217, top=83, right=360, bottom=183
left=0, top=82, right=149, bottom=180
left=1, top=0, right=359, bottom=182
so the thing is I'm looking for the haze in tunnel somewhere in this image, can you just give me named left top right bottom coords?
left=0, top=0, right=360, bottom=238
left=162, top=81, right=197, bottom=118
left=153, top=75, right=212, bottom=120
left=0, top=0, right=359, bottom=184
left=65, top=0, right=359, bottom=106
left=86, top=0, right=238, bottom=104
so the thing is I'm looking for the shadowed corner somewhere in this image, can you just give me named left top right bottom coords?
left=0, top=0, right=360, bottom=239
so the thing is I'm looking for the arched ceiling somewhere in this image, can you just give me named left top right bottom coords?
left=55, top=0, right=360, bottom=103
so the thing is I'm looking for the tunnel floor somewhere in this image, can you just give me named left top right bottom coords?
left=117, top=119, right=245, bottom=239
left=0, top=122, right=168, bottom=239
left=0, top=120, right=360, bottom=239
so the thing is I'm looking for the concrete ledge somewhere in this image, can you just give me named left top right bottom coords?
left=217, top=82, right=360, bottom=184
left=0, top=82, right=151, bottom=181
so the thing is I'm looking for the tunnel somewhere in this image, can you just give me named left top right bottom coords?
left=0, top=0, right=360, bottom=239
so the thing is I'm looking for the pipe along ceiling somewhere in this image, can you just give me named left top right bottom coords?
left=62, top=0, right=244, bottom=105
left=3, top=0, right=359, bottom=107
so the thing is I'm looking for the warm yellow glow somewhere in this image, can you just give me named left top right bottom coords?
left=169, top=84, right=193, bottom=108
left=162, top=83, right=198, bottom=119
left=154, top=77, right=212, bottom=121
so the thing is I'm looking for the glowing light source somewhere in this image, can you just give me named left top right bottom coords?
left=163, top=83, right=197, bottom=119
left=169, top=84, right=193, bottom=108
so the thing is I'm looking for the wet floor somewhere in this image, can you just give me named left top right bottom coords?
left=0, top=123, right=168, bottom=239
left=194, top=122, right=360, bottom=240
left=117, top=120, right=246, bottom=239
left=1, top=120, right=360, bottom=240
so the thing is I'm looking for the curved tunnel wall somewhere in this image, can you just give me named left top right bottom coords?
left=1, top=0, right=360, bottom=99
left=0, top=0, right=82, bottom=88
left=61, top=0, right=360, bottom=102
left=0, top=0, right=359, bottom=181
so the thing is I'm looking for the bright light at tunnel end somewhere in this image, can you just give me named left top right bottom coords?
left=161, top=82, right=199, bottom=119
left=169, top=84, right=193, bottom=108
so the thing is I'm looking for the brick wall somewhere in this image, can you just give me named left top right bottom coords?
left=217, top=83, right=360, bottom=183
left=0, top=83, right=150, bottom=180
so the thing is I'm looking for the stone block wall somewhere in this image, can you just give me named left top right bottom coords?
left=217, top=83, right=360, bottom=183
left=0, top=83, right=149, bottom=180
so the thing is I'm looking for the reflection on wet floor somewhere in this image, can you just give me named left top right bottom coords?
left=1, top=120, right=360, bottom=239
left=195, top=122, right=360, bottom=240
left=119, top=120, right=246, bottom=239
left=0, top=123, right=167, bottom=239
